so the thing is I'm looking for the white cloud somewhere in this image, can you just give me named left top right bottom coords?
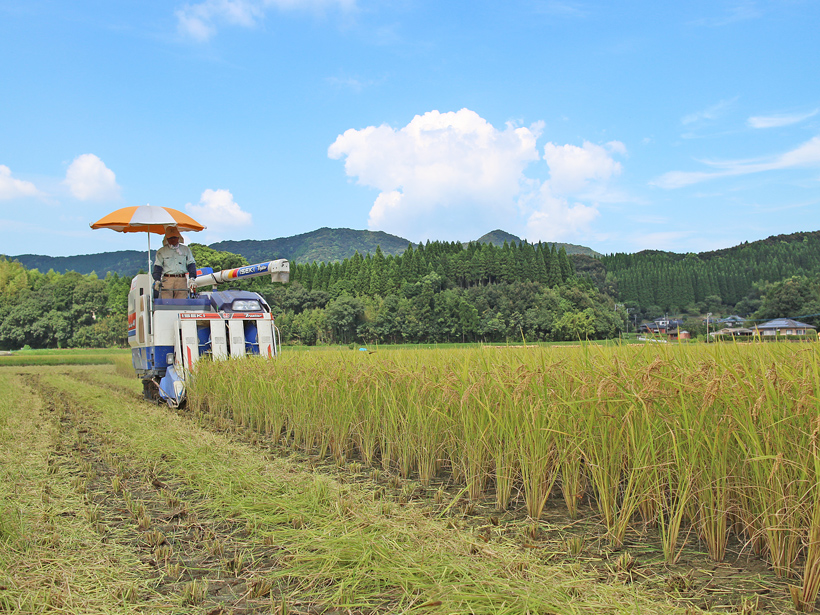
left=176, top=0, right=355, bottom=41
left=523, top=186, right=600, bottom=240
left=329, top=108, right=626, bottom=242
left=688, top=2, right=762, bottom=27
left=520, top=140, right=626, bottom=240
left=326, top=76, right=365, bottom=92
left=542, top=140, right=624, bottom=194
left=653, top=135, right=820, bottom=189
left=64, top=154, right=120, bottom=201
left=681, top=98, right=738, bottom=126
left=0, top=165, right=40, bottom=200
left=748, top=109, right=818, bottom=129
left=186, top=189, right=252, bottom=227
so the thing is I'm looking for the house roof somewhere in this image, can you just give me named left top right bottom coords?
left=711, top=327, right=754, bottom=336
left=756, top=318, right=817, bottom=330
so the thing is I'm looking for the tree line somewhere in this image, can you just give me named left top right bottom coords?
left=602, top=232, right=820, bottom=320
left=264, top=241, right=623, bottom=345
left=288, top=240, right=575, bottom=294
left=6, top=229, right=820, bottom=350
left=0, top=245, right=246, bottom=350
left=0, top=240, right=625, bottom=349
left=0, top=258, right=131, bottom=350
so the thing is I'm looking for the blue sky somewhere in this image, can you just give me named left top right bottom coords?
left=1, top=0, right=819, bottom=258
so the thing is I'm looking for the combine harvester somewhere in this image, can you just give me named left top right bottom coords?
left=128, top=260, right=290, bottom=407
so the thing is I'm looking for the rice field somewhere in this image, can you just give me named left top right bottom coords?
left=5, top=342, right=820, bottom=612
left=190, top=341, right=820, bottom=612
left=0, top=347, right=130, bottom=367
left=2, top=359, right=700, bottom=614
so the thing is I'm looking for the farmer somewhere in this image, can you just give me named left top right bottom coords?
left=152, top=227, right=197, bottom=299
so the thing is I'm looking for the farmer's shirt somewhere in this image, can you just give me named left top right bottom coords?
left=155, top=243, right=196, bottom=276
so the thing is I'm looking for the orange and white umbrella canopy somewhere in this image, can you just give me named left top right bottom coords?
left=90, top=204, right=206, bottom=235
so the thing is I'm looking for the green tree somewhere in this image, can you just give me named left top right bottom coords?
left=554, top=309, right=595, bottom=341
left=326, top=295, right=365, bottom=343
left=369, top=246, right=388, bottom=296
left=754, top=276, right=820, bottom=324
left=189, top=244, right=249, bottom=272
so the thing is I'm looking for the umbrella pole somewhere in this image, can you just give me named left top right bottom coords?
left=147, top=233, right=153, bottom=338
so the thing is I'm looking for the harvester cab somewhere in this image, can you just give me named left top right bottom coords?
left=128, top=259, right=289, bottom=407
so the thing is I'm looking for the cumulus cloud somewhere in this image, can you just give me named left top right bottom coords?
left=64, top=154, right=120, bottom=201
left=186, top=189, right=252, bottom=227
left=176, top=0, right=355, bottom=41
left=329, top=108, right=625, bottom=242
left=523, top=186, right=600, bottom=240
left=653, top=135, right=820, bottom=189
left=748, top=109, right=818, bottom=129
left=521, top=141, right=625, bottom=238
left=542, top=140, right=625, bottom=194
left=0, top=165, right=40, bottom=200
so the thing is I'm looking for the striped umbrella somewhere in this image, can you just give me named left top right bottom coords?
left=90, top=204, right=206, bottom=274
left=90, top=204, right=206, bottom=235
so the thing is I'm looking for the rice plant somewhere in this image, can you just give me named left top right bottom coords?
left=188, top=340, right=820, bottom=589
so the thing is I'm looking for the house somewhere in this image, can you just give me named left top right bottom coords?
left=669, top=329, right=691, bottom=341
left=638, top=318, right=688, bottom=341
left=718, top=315, right=746, bottom=327
left=710, top=327, right=754, bottom=339
left=638, top=318, right=685, bottom=335
left=753, top=318, right=817, bottom=337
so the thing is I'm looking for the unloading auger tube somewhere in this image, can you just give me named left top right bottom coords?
left=194, top=259, right=290, bottom=287
left=128, top=258, right=290, bottom=409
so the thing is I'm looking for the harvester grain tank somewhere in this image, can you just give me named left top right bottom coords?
left=128, top=259, right=290, bottom=406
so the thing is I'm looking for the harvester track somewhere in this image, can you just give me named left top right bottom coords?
left=21, top=372, right=323, bottom=614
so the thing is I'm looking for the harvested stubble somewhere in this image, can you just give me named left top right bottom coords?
left=190, top=342, right=820, bottom=611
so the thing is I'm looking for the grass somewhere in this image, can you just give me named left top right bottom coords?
left=0, top=347, right=129, bottom=367
left=0, top=368, right=156, bottom=614
left=0, top=363, right=696, bottom=614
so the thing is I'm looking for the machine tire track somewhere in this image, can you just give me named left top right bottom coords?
left=23, top=372, right=316, bottom=615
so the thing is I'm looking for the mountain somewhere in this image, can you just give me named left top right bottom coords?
left=475, top=229, right=602, bottom=257
left=475, top=230, right=521, bottom=247
left=209, top=227, right=412, bottom=265
left=4, top=227, right=601, bottom=275
left=600, top=229, right=820, bottom=314
left=6, top=251, right=151, bottom=277
left=3, top=228, right=415, bottom=276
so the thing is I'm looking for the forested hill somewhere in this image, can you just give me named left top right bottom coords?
left=274, top=239, right=625, bottom=345
left=0, top=237, right=623, bottom=349
left=7, top=227, right=601, bottom=275
left=475, top=230, right=522, bottom=247
left=5, top=228, right=413, bottom=276
left=3, top=228, right=412, bottom=276
left=475, top=230, right=601, bottom=257
left=209, top=227, right=412, bottom=265
left=601, top=230, right=820, bottom=315
left=8, top=251, right=150, bottom=278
